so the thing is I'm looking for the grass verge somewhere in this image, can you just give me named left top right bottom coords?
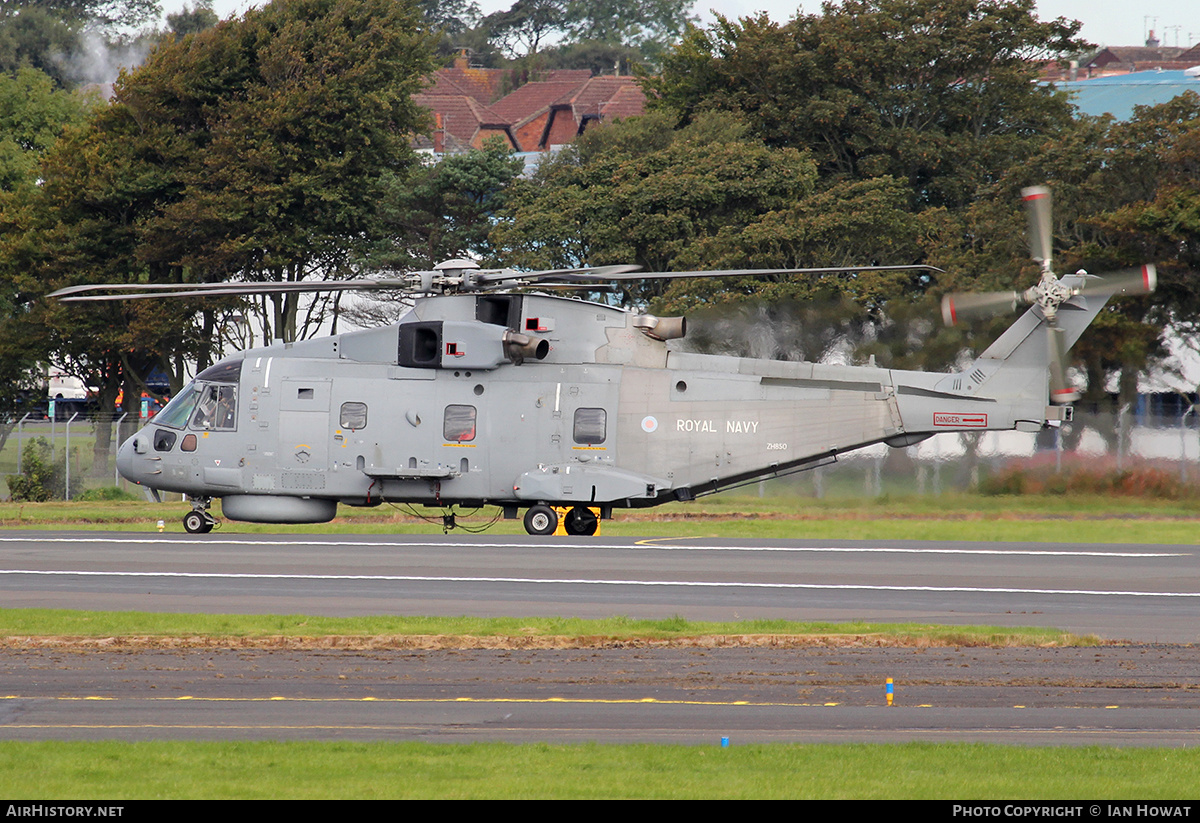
left=0, top=609, right=1097, bottom=648
left=1, top=741, right=1198, bottom=799
left=0, top=492, right=1198, bottom=543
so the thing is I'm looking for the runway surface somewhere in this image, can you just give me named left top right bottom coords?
left=1, top=530, right=1198, bottom=743
left=0, top=531, right=1196, bottom=641
left=3, top=644, right=1199, bottom=744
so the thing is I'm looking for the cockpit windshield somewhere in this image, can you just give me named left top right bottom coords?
left=155, top=384, right=201, bottom=430
left=153, top=359, right=242, bottom=431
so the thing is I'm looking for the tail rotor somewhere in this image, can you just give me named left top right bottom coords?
left=940, top=186, right=1156, bottom=404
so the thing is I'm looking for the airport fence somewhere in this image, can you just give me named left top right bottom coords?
left=800, top=403, right=1200, bottom=498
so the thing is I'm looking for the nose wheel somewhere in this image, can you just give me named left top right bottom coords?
left=183, top=497, right=216, bottom=534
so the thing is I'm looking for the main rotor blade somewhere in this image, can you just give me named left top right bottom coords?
left=587, top=264, right=941, bottom=282
left=474, top=264, right=642, bottom=285
left=50, top=278, right=417, bottom=302
left=51, top=263, right=944, bottom=302
left=941, top=290, right=1023, bottom=326
left=1022, top=186, right=1053, bottom=268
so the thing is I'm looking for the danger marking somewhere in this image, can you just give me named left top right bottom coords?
left=934, top=412, right=987, bottom=427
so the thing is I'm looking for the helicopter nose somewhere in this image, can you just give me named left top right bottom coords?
left=115, top=433, right=142, bottom=483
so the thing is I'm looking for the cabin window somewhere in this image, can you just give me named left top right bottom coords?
left=340, top=402, right=368, bottom=430
left=443, top=404, right=476, bottom=442
left=573, top=407, right=606, bottom=445
left=190, top=385, right=237, bottom=430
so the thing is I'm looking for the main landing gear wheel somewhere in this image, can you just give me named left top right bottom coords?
left=563, top=505, right=598, bottom=536
left=523, top=504, right=558, bottom=536
left=183, top=510, right=214, bottom=534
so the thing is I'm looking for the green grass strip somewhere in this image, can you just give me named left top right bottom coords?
left=0, top=608, right=1097, bottom=646
left=0, top=741, right=1197, bottom=798
left=1, top=493, right=1199, bottom=543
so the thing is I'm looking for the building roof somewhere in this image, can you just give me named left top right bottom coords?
left=425, top=65, right=509, bottom=104
left=411, top=92, right=513, bottom=153
left=1083, top=46, right=1186, bottom=71
left=487, top=74, right=593, bottom=124
left=1056, top=69, right=1200, bottom=119
left=415, top=66, right=646, bottom=154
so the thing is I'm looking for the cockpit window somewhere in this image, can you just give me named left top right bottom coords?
left=190, top=385, right=237, bottom=430
left=196, top=359, right=243, bottom=384
left=154, top=385, right=201, bottom=430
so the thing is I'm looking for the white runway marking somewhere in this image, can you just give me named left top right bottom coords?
left=0, top=568, right=1196, bottom=599
left=0, top=536, right=1181, bottom=558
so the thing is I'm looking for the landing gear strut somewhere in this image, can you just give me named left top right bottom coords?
left=183, top=497, right=216, bottom=534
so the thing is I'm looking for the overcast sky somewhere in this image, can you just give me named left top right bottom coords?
left=177, top=1, right=1200, bottom=50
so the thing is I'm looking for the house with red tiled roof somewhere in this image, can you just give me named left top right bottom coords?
left=1177, top=43, right=1200, bottom=66
left=1079, top=43, right=1189, bottom=77
left=412, top=89, right=515, bottom=154
left=414, top=57, right=646, bottom=156
left=427, top=63, right=509, bottom=105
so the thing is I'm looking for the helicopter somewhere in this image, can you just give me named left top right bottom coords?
left=53, top=186, right=1156, bottom=536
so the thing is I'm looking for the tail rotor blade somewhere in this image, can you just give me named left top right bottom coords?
left=1022, top=186, right=1053, bottom=268
left=1083, top=264, right=1157, bottom=298
left=941, top=290, right=1022, bottom=326
left=1047, top=324, right=1080, bottom=404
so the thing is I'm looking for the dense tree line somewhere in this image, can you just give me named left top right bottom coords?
left=1, top=0, right=1199, bottom=477
left=495, top=0, right=1199, bottom=408
left=0, top=0, right=435, bottom=468
left=424, top=0, right=695, bottom=71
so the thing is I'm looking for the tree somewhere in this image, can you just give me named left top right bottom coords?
left=165, top=0, right=217, bottom=36
left=480, top=0, right=566, bottom=59
left=0, top=1, right=163, bottom=88
left=533, top=38, right=643, bottom=75
left=345, top=139, right=524, bottom=327
left=473, top=0, right=693, bottom=68
left=125, top=0, right=437, bottom=344
left=646, top=0, right=1087, bottom=210
left=0, top=67, right=96, bottom=452
left=919, top=97, right=1200, bottom=433
left=0, top=66, right=96, bottom=191
left=0, top=0, right=438, bottom=471
left=564, top=0, right=694, bottom=60
left=0, top=6, right=83, bottom=86
left=419, top=0, right=480, bottom=37
left=1, top=0, right=161, bottom=32
left=371, top=138, right=525, bottom=270
left=656, top=176, right=931, bottom=315
left=1, top=98, right=202, bottom=468
left=493, top=111, right=816, bottom=302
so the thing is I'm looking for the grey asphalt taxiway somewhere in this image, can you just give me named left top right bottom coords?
left=1, top=530, right=1198, bottom=743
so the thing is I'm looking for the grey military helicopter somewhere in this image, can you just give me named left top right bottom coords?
left=53, top=186, right=1156, bottom=535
